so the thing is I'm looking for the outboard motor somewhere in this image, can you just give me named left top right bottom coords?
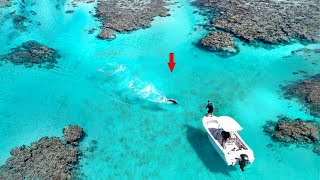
left=239, top=154, right=249, bottom=172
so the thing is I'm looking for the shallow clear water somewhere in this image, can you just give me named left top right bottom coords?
left=0, top=0, right=319, bottom=179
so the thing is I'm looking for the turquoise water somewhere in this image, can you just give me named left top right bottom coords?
left=0, top=0, right=319, bottom=179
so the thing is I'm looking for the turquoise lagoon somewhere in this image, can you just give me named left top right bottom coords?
left=0, top=0, right=319, bottom=179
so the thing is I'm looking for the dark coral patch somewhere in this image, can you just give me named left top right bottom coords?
left=263, top=116, right=320, bottom=155
left=0, top=40, right=61, bottom=69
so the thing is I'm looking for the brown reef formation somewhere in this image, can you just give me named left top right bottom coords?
left=283, top=48, right=320, bottom=66
left=0, top=40, right=61, bottom=69
left=281, top=74, right=320, bottom=117
left=193, top=0, right=320, bottom=52
left=12, top=15, right=28, bottom=31
left=291, top=48, right=320, bottom=55
left=0, top=0, right=10, bottom=8
left=96, top=0, right=170, bottom=40
left=70, top=0, right=95, bottom=7
left=63, top=125, right=85, bottom=146
left=263, top=116, right=320, bottom=155
left=4, top=0, right=37, bottom=31
left=200, top=32, right=237, bottom=55
left=97, top=28, right=116, bottom=40
left=0, top=125, right=85, bottom=179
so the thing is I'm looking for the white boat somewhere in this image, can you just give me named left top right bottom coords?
left=202, top=115, right=255, bottom=171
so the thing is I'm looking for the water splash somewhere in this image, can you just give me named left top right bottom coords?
left=98, top=63, right=167, bottom=103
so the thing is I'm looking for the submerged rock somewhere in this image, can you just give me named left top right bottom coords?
left=96, top=0, right=170, bottom=38
left=97, top=29, right=116, bottom=40
left=71, top=0, right=95, bottom=4
left=193, top=0, right=320, bottom=47
left=63, top=125, right=84, bottom=146
left=0, top=40, right=61, bottom=68
left=263, top=116, right=320, bottom=155
left=21, top=40, right=42, bottom=49
left=88, top=28, right=97, bottom=34
left=313, top=142, right=320, bottom=155
left=0, top=0, right=11, bottom=8
left=264, top=117, right=319, bottom=143
left=66, top=10, right=75, bottom=14
left=87, top=0, right=94, bottom=3
left=291, top=48, right=320, bottom=55
left=281, top=74, right=320, bottom=117
left=200, top=32, right=237, bottom=55
left=0, top=125, right=85, bottom=179
left=13, top=15, right=28, bottom=31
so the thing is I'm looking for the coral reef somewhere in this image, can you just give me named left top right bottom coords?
left=0, top=40, right=61, bottom=69
left=96, top=0, right=170, bottom=39
left=291, top=48, right=320, bottom=55
left=0, top=125, right=85, bottom=179
left=263, top=116, right=320, bottom=155
left=12, top=15, right=28, bottom=31
left=193, top=0, right=320, bottom=55
left=66, top=10, right=75, bottom=14
left=63, top=125, right=85, bottom=146
left=200, top=32, right=237, bottom=55
left=0, top=0, right=10, bottom=8
left=97, top=29, right=116, bottom=40
left=194, top=0, right=320, bottom=43
left=281, top=74, right=320, bottom=117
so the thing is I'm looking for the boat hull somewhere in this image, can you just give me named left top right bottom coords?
left=207, top=134, right=229, bottom=163
left=202, top=116, right=255, bottom=166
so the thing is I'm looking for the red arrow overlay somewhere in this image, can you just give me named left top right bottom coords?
left=168, top=53, right=175, bottom=72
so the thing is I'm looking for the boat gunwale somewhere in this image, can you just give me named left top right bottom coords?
left=202, top=116, right=254, bottom=158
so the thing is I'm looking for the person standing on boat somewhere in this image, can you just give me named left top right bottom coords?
left=206, top=100, right=214, bottom=116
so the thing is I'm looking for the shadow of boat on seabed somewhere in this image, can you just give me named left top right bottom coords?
left=186, top=125, right=237, bottom=176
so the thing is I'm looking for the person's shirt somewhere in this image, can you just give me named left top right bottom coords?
left=206, top=102, right=211, bottom=108
left=207, top=103, right=213, bottom=111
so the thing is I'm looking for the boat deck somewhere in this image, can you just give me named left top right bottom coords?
left=208, top=128, right=248, bottom=151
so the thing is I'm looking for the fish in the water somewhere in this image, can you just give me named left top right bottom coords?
left=166, top=99, right=178, bottom=104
